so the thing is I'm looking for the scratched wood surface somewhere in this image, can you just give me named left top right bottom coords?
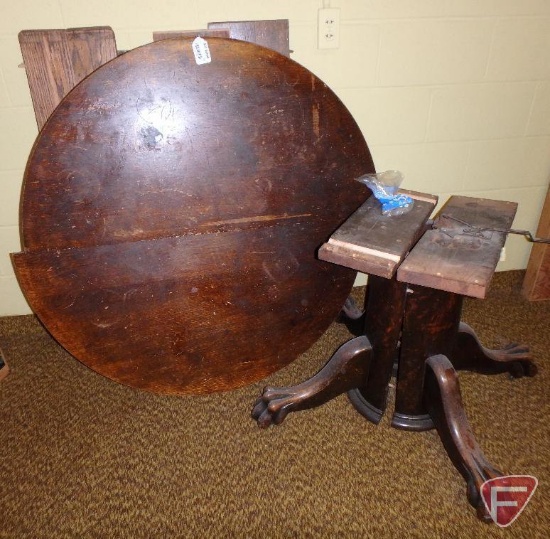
left=397, top=196, right=517, bottom=298
left=207, top=20, right=290, bottom=56
left=318, top=190, right=438, bottom=279
left=19, top=27, right=118, bottom=130
left=13, top=38, right=374, bottom=394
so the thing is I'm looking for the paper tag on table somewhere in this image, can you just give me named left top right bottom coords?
left=192, top=37, right=211, bottom=65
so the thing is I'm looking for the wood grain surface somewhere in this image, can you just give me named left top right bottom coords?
left=207, top=20, right=290, bottom=56
left=318, top=190, right=437, bottom=279
left=19, top=27, right=118, bottom=129
left=153, top=30, right=230, bottom=42
left=13, top=38, right=374, bottom=394
left=397, top=196, right=517, bottom=298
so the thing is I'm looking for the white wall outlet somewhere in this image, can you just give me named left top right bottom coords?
left=500, top=247, right=506, bottom=262
left=318, top=8, right=340, bottom=49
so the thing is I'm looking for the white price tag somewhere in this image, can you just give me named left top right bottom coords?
left=192, top=36, right=211, bottom=65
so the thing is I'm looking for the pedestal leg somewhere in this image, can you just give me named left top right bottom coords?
left=252, top=336, right=372, bottom=428
left=425, top=354, right=503, bottom=521
left=451, top=323, right=537, bottom=377
left=348, top=276, right=407, bottom=424
left=393, top=285, right=462, bottom=430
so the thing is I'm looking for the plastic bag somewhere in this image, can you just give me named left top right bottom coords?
left=356, top=170, right=414, bottom=216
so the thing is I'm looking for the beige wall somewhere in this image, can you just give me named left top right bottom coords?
left=1, top=0, right=550, bottom=315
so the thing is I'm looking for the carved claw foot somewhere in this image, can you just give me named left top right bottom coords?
left=252, top=336, right=372, bottom=428
left=465, top=456, right=504, bottom=522
left=453, top=322, right=537, bottom=378
left=424, top=354, right=505, bottom=522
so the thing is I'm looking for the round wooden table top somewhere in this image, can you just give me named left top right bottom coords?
left=13, top=38, right=374, bottom=394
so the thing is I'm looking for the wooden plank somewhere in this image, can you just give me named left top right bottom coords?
left=207, top=19, right=290, bottom=56
left=19, top=27, right=118, bottom=129
left=318, top=190, right=438, bottom=279
left=398, top=196, right=517, bottom=298
left=153, top=29, right=229, bottom=41
left=522, top=184, right=550, bottom=300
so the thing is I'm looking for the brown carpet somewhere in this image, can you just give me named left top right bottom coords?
left=0, top=271, right=548, bottom=538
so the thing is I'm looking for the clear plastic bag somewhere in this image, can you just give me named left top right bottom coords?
left=356, top=170, right=414, bottom=216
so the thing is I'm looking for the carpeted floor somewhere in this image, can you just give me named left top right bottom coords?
left=0, top=271, right=548, bottom=538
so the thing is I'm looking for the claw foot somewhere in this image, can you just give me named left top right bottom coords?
left=252, top=336, right=372, bottom=428
left=496, top=342, right=537, bottom=378
left=252, top=386, right=309, bottom=428
left=425, top=354, right=506, bottom=522
left=463, top=455, right=503, bottom=522
left=453, top=323, right=536, bottom=377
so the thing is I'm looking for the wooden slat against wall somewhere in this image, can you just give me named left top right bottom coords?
left=19, top=27, right=118, bottom=130
left=207, top=20, right=290, bottom=57
left=152, top=30, right=230, bottom=41
left=522, top=184, right=550, bottom=301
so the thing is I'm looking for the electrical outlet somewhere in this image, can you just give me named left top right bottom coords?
left=318, top=8, right=340, bottom=49
left=500, top=247, right=506, bottom=262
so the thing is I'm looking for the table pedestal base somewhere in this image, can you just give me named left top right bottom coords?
left=252, top=277, right=536, bottom=520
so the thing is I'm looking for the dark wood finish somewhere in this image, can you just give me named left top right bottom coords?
left=424, top=354, right=502, bottom=522
left=398, top=196, right=517, bottom=298
left=153, top=30, right=230, bottom=41
left=349, top=275, right=407, bottom=422
left=13, top=226, right=357, bottom=394
left=254, top=194, right=536, bottom=521
left=523, top=184, right=550, bottom=300
left=392, top=284, right=463, bottom=429
left=348, top=283, right=536, bottom=432
left=319, top=190, right=437, bottom=279
left=453, top=322, right=536, bottom=377
left=13, top=38, right=374, bottom=395
left=207, top=20, right=290, bottom=57
left=19, top=27, right=118, bottom=129
left=252, top=336, right=372, bottom=427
